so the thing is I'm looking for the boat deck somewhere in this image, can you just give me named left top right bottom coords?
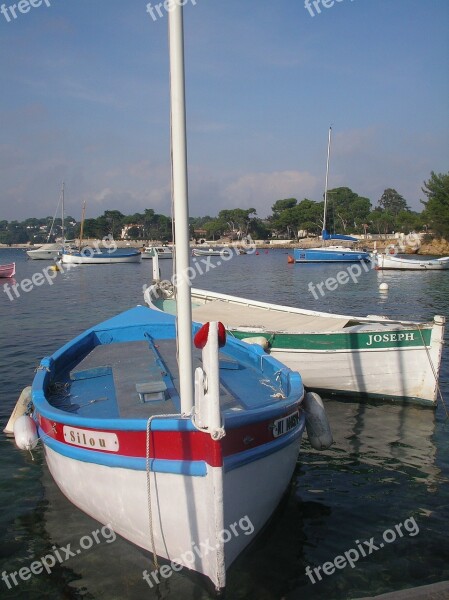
left=49, top=338, right=263, bottom=419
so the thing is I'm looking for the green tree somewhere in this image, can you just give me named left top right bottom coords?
left=421, top=171, right=449, bottom=239
left=218, top=208, right=257, bottom=238
left=378, top=188, right=410, bottom=215
left=271, top=198, right=297, bottom=219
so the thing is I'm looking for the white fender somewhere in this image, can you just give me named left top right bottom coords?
left=13, top=415, right=39, bottom=451
left=3, top=386, right=32, bottom=434
left=241, top=336, right=270, bottom=351
left=303, top=392, right=333, bottom=450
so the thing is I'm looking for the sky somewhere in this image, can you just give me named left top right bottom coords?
left=0, top=0, right=448, bottom=222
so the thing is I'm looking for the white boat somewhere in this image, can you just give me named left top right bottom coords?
left=294, top=127, right=370, bottom=264
left=11, top=6, right=328, bottom=592
left=60, top=248, right=141, bottom=264
left=27, top=183, right=67, bottom=260
left=27, top=242, right=63, bottom=260
left=375, top=252, right=449, bottom=271
left=141, top=245, right=173, bottom=259
left=192, top=247, right=231, bottom=257
left=60, top=200, right=141, bottom=264
left=146, top=285, right=446, bottom=406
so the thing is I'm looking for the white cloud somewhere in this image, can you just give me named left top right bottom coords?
left=220, top=170, right=319, bottom=217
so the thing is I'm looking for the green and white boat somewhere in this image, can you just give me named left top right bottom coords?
left=145, top=285, right=445, bottom=407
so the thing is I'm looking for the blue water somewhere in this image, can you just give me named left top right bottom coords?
left=1, top=247, right=448, bottom=600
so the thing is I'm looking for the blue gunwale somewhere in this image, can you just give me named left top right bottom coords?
left=31, top=305, right=304, bottom=431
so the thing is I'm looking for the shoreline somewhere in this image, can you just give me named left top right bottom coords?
left=1, top=237, right=448, bottom=256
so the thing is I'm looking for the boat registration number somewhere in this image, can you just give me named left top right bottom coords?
left=272, top=411, right=300, bottom=438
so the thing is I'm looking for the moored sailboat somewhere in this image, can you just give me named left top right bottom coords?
left=294, top=127, right=370, bottom=263
left=27, top=182, right=67, bottom=260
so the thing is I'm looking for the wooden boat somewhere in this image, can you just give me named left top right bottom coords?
left=10, top=6, right=327, bottom=592
left=20, top=305, right=307, bottom=590
left=146, top=285, right=446, bottom=406
left=141, top=245, right=173, bottom=259
left=192, top=247, right=231, bottom=257
left=60, top=248, right=141, bottom=264
left=375, top=253, right=449, bottom=271
left=294, top=128, right=370, bottom=264
left=0, top=262, right=15, bottom=278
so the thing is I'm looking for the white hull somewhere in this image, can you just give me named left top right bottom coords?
left=270, top=343, right=443, bottom=403
left=44, top=436, right=300, bottom=589
left=27, top=244, right=62, bottom=260
left=146, top=286, right=445, bottom=405
left=192, top=248, right=230, bottom=257
left=375, top=254, right=449, bottom=270
left=61, top=252, right=141, bottom=264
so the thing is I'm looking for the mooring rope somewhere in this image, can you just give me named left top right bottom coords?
left=417, top=325, right=448, bottom=418
left=145, top=413, right=183, bottom=570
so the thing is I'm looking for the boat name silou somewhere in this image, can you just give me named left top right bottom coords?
left=63, top=426, right=119, bottom=452
left=365, top=332, right=415, bottom=346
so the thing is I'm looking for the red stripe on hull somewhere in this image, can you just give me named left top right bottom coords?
left=37, top=408, right=301, bottom=467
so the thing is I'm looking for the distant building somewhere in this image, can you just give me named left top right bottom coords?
left=121, top=224, right=144, bottom=239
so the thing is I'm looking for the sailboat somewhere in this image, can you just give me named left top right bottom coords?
left=10, top=5, right=326, bottom=591
left=60, top=200, right=141, bottom=264
left=26, top=183, right=67, bottom=260
left=294, top=127, right=371, bottom=263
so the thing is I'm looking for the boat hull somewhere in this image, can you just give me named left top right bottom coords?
left=26, top=247, right=61, bottom=260
left=294, top=247, right=371, bottom=263
left=42, top=431, right=301, bottom=589
left=147, top=288, right=445, bottom=405
left=375, top=254, right=449, bottom=270
left=61, top=250, right=141, bottom=264
left=29, top=305, right=305, bottom=590
left=192, top=248, right=231, bottom=257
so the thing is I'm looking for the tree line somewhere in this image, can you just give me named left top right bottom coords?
left=1, top=171, right=447, bottom=245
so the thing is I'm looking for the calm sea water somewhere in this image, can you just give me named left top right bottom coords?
left=1, top=247, right=448, bottom=600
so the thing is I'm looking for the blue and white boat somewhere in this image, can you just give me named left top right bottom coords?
left=294, top=127, right=370, bottom=264
left=10, top=5, right=331, bottom=592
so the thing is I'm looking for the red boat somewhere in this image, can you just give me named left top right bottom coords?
left=0, top=262, right=15, bottom=278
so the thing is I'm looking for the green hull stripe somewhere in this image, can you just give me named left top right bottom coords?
left=231, top=328, right=432, bottom=351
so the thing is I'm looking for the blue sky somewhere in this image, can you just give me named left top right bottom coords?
left=1, top=0, right=448, bottom=222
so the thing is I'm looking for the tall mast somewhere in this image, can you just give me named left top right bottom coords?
left=168, top=4, right=194, bottom=413
left=322, top=126, right=332, bottom=236
left=61, top=181, right=65, bottom=243
left=79, top=200, right=86, bottom=250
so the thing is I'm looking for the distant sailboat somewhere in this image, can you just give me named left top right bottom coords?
left=294, top=127, right=370, bottom=263
left=61, top=200, right=141, bottom=264
left=27, top=183, right=66, bottom=260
